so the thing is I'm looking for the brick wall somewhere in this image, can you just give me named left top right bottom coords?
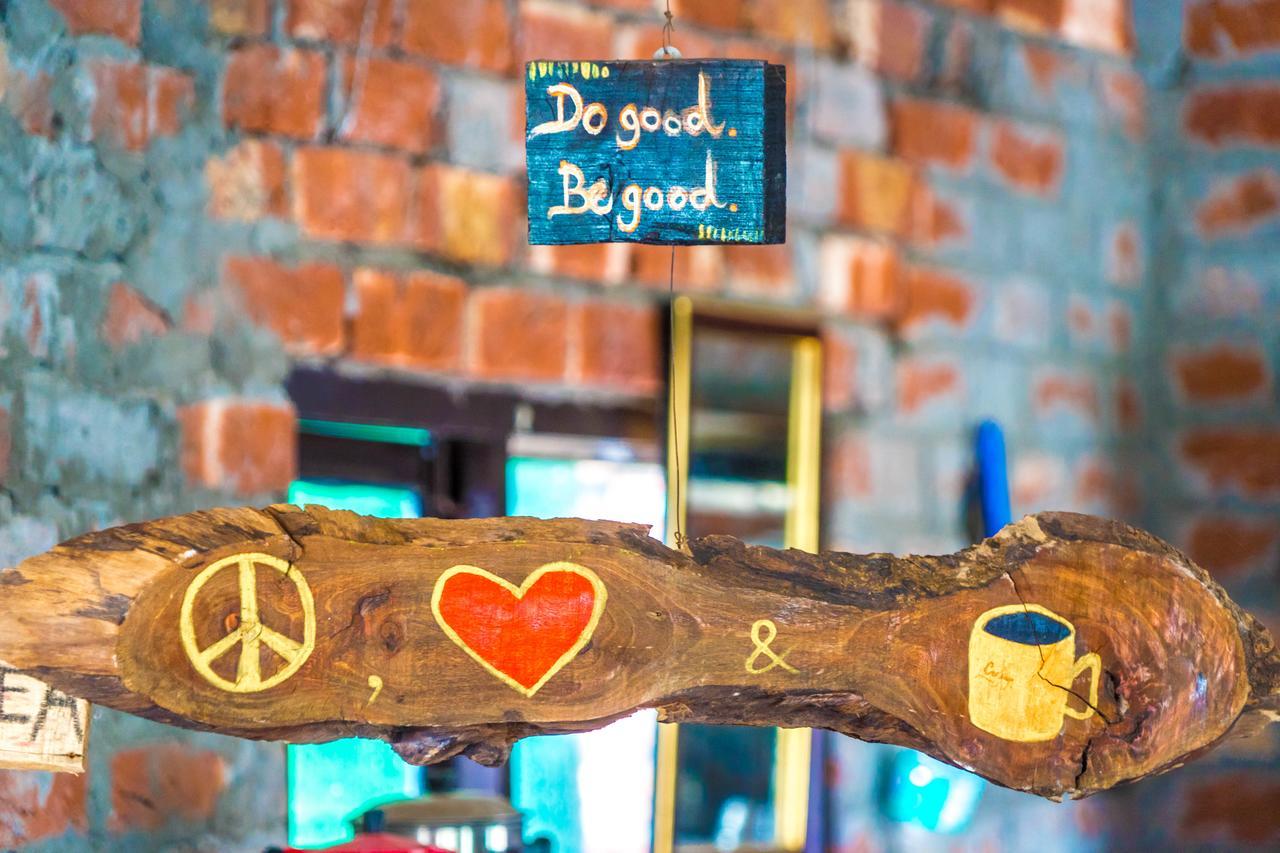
left=0, top=0, right=1276, bottom=850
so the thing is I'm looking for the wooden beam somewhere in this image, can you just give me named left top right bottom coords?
left=1, top=506, right=1276, bottom=798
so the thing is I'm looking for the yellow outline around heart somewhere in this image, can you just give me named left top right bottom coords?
left=430, top=561, right=608, bottom=697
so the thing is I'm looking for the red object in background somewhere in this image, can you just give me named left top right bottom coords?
left=279, top=831, right=450, bottom=853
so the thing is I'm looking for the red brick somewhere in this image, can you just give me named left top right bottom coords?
left=723, top=243, right=794, bottom=298
left=750, top=0, right=835, bottom=50
left=896, top=265, right=976, bottom=335
left=293, top=147, right=411, bottom=244
left=1066, top=294, right=1097, bottom=347
left=179, top=399, right=298, bottom=496
left=351, top=269, right=467, bottom=371
left=1034, top=371, right=1099, bottom=422
left=939, top=17, right=974, bottom=87
left=1105, top=220, right=1142, bottom=286
left=1114, top=377, right=1142, bottom=433
left=570, top=301, right=661, bottom=393
left=1022, top=42, right=1068, bottom=95
left=990, top=120, right=1064, bottom=197
left=519, top=0, right=614, bottom=61
left=210, top=0, right=271, bottom=35
left=338, top=56, right=440, bottom=153
left=150, top=67, right=195, bottom=139
left=50, top=0, right=140, bottom=43
left=414, top=164, right=518, bottom=266
left=1185, top=84, right=1280, bottom=147
left=837, top=150, right=917, bottom=235
left=101, top=282, right=170, bottom=349
left=674, top=0, right=749, bottom=30
left=223, top=45, right=327, bottom=139
left=1099, top=67, right=1145, bottom=140
left=89, top=60, right=148, bottom=151
left=1185, top=0, right=1280, bottom=60
left=1180, top=428, right=1280, bottom=497
left=1171, top=342, right=1271, bottom=403
left=909, top=182, right=967, bottom=246
left=848, top=0, right=931, bottom=82
left=630, top=244, right=724, bottom=291
left=529, top=243, right=630, bottom=284
left=223, top=256, right=345, bottom=354
left=109, top=743, right=227, bottom=832
left=206, top=139, right=288, bottom=221
left=1195, top=169, right=1280, bottom=237
left=819, top=236, right=902, bottom=321
left=287, top=0, right=397, bottom=45
left=1186, top=515, right=1280, bottom=580
left=822, top=329, right=857, bottom=411
left=0, top=770, right=87, bottom=847
left=1182, top=772, right=1280, bottom=844
left=897, top=357, right=962, bottom=415
left=402, top=0, right=512, bottom=72
left=469, top=288, right=570, bottom=382
left=891, top=98, right=979, bottom=170
left=1060, top=0, right=1133, bottom=53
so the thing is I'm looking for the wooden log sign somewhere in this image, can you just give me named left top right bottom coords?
left=524, top=59, right=786, bottom=245
left=1, top=506, right=1278, bottom=800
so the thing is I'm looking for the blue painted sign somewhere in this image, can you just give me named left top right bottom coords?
left=524, top=59, right=786, bottom=245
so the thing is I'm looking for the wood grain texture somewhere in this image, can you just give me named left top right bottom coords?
left=0, top=506, right=1277, bottom=799
left=525, top=59, right=786, bottom=245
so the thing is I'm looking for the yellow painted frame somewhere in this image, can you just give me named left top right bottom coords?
left=654, top=299, right=822, bottom=853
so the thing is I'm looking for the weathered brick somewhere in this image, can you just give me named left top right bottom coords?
left=6, top=67, right=54, bottom=137
left=223, top=256, right=345, bottom=354
left=179, top=399, right=298, bottom=496
left=1060, top=0, right=1133, bottom=54
left=1105, top=298, right=1132, bottom=353
left=210, top=0, right=271, bottom=35
left=101, top=282, right=171, bottom=350
left=1171, top=341, right=1272, bottom=403
left=613, top=23, right=720, bottom=60
left=519, top=0, right=615, bottom=61
left=847, top=0, right=932, bottom=82
left=1105, top=220, right=1142, bottom=286
left=402, top=0, right=512, bottom=72
left=1033, top=370, right=1100, bottom=423
left=1179, top=427, right=1280, bottom=498
left=990, top=119, right=1064, bottom=197
left=939, top=16, right=974, bottom=88
left=570, top=301, right=660, bottom=393
left=837, top=149, right=917, bottom=235
left=750, top=0, right=835, bottom=49
left=1195, top=168, right=1280, bottom=237
left=1099, top=67, right=1145, bottom=140
left=818, top=235, right=901, bottom=320
left=0, top=405, right=9, bottom=484
left=150, top=67, right=195, bottom=139
left=444, top=74, right=520, bottom=173
left=1185, top=514, right=1280, bottom=580
left=897, top=355, right=964, bottom=418
left=414, top=164, right=518, bottom=266
left=50, top=0, right=141, bottom=44
left=109, top=743, right=227, bottom=832
left=1185, top=84, right=1280, bottom=147
left=0, top=771, right=87, bottom=848
left=896, top=264, right=977, bottom=337
left=1114, top=377, right=1142, bottom=433
left=995, top=0, right=1063, bottom=36
left=909, top=181, right=968, bottom=246
left=828, top=428, right=925, bottom=515
left=934, top=0, right=993, bottom=11
left=1011, top=450, right=1069, bottom=512
left=351, top=269, right=467, bottom=371
left=88, top=59, right=148, bottom=151
left=673, top=0, right=749, bottom=30
left=338, top=56, right=440, bottom=153
left=723, top=244, right=794, bottom=299
left=206, top=139, right=288, bottom=221
left=891, top=98, right=980, bottom=171
left=528, top=243, right=630, bottom=285
left=992, top=277, right=1050, bottom=349
left=1185, top=0, right=1280, bottom=60
left=803, top=59, right=886, bottom=150
left=1181, top=772, right=1280, bottom=844
left=293, top=147, right=411, bottom=244
left=468, top=288, right=570, bottom=382
left=223, top=45, right=327, bottom=139
left=287, top=0, right=397, bottom=45
left=823, top=328, right=857, bottom=412
left=630, top=244, right=724, bottom=291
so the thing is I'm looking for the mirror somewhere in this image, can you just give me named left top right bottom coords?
left=656, top=298, right=822, bottom=853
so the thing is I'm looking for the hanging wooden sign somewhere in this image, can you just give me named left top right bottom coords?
left=524, top=59, right=786, bottom=245
left=0, top=665, right=88, bottom=773
left=1, top=506, right=1277, bottom=798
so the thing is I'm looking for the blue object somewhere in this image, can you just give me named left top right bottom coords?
left=879, top=750, right=984, bottom=834
left=525, top=60, right=786, bottom=244
left=975, top=420, right=1012, bottom=537
left=983, top=611, right=1071, bottom=645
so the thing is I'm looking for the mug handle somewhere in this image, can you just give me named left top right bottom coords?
left=1063, top=652, right=1101, bottom=720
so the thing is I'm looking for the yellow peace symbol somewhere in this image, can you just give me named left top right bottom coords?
left=179, top=553, right=316, bottom=693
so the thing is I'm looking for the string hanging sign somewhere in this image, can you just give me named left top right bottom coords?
left=524, top=60, right=786, bottom=245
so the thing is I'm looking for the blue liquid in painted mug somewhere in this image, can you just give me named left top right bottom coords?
left=983, top=611, right=1070, bottom=646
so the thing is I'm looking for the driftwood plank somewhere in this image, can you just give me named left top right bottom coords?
left=0, top=506, right=1276, bottom=799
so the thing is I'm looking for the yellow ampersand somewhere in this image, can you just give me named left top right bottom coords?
left=745, top=619, right=799, bottom=675
left=179, top=553, right=316, bottom=693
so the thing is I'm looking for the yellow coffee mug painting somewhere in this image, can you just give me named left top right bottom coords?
left=967, top=603, right=1102, bottom=743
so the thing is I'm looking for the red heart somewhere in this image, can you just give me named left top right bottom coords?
left=432, top=562, right=606, bottom=696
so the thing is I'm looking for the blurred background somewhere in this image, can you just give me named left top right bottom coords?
left=0, top=0, right=1278, bottom=850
